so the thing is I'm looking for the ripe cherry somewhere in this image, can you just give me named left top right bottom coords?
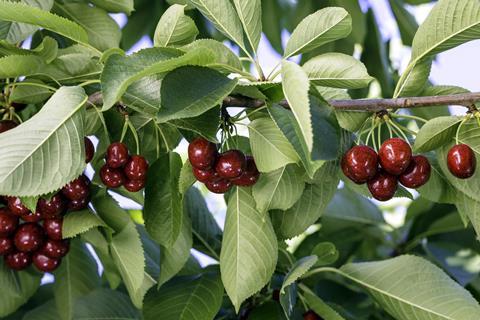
left=188, top=138, right=218, bottom=170
left=67, top=197, right=89, bottom=211
left=7, top=197, right=30, bottom=216
left=0, top=237, right=13, bottom=255
left=232, top=156, right=260, bottom=187
left=14, top=223, right=44, bottom=252
left=40, top=239, right=70, bottom=258
left=447, top=144, right=476, bottom=179
left=62, top=176, right=90, bottom=201
left=378, top=138, right=412, bottom=175
left=0, top=120, right=17, bottom=133
left=367, top=170, right=398, bottom=202
left=37, top=194, right=65, bottom=218
left=0, top=208, right=19, bottom=236
left=21, top=210, right=43, bottom=223
left=124, top=155, right=149, bottom=180
left=303, top=310, right=322, bottom=320
left=215, top=150, right=246, bottom=179
left=205, top=179, right=232, bottom=194
left=341, top=145, right=378, bottom=184
left=192, top=167, right=219, bottom=183
left=84, top=137, right=95, bottom=163
left=43, top=218, right=63, bottom=241
left=124, top=179, right=145, bottom=192
left=4, top=251, right=31, bottom=270
left=32, top=252, right=60, bottom=272
left=399, top=155, right=431, bottom=188
left=106, top=142, right=129, bottom=168
left=100, top=165, right=125, bottom=188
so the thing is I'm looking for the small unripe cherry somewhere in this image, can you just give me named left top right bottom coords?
left=399, top=155, right=431, bottom=188
left=447, top=144, right=476, bottom=179
left=341, top=145, right=378, bottom=184
left=378, top=138, right=412, bottom=175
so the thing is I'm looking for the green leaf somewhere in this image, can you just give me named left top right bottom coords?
left=170, top=107, right=220, bottom=143
left=144, top=273, right=224, bottom=320
left=340, top=255, right=480, bottom=320
left=178, top=160, right=196, bottom=195
left=303, top=53, right=373, bottom=89
left=261, top=0, right=283, bottom=53
left=89, top=0, right=134, bottom=14
left=90, top=188, right=130, bottom=233
left=0, top=86, right=87, bottom=197
left=388, top=0, right=419, bottom=46
left=455, top=192, right=480, bottom=238
left=284, top=7, right=352, bottom=58
left=281, top=256, right=318, bottom=293
left=252, top=164, right=306, bottom=213
left=417, top=158, right=456, bottom=204
left=62, top=209, right=107, bottom=239
left=248, top=117, right=300, bottom=172
left=22, top=300, right=60, bottom=320
left=144, top=152, right=184, bottom=247
left=72, top=289, right=140, bottom=319
left=10, top=80, right=53, bottom=104
left=312, top=242, right=339, bottom=266
left=413, top=116, right=462, bottom=153
left=158, top=66, right=237, bottom=122
left=302, top=288, right=345, bottom=320
left=0, top=55, right=44, bottom=78
left=220, top=187, right=278, bottom=312
left=154, top=4, right=199, bottom=47
left=233, top=0, right=262, bottom=53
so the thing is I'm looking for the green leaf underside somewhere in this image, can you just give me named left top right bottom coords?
left=154, top=4, right=199, bottom=47
left=281, top=256, right=318, bottom=293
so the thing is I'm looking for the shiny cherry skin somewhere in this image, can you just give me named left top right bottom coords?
left=205, top=179, right=232, bottom=194
left=62, top=176, right=90, bottom=201
left=447, top=144, right=476, bottom=179
left=399, top=155, right=431, bottom=188
left=0, top=120, right=17, bottom=133
left=100, top=165, right=125, bottom=188
left=367, top=170, right=398, bottom=202
left=0, top=237, right=14, bottom=255
left=341, top=145, right=378, bottom=184
left=0, top=208, right=19, bottom=236
left=33, top=252, right=60, bottom=272
left=14, top=223, right=44, bottom=252
left=215, top=150, right=246, bottom=179
left=37, top=193, right=65, bottom=218
left=4, top=251, right=31, bottom=271
left=192, top=167, right=219, bottom=183
left=303, top=310, right=322, bottom=320
left=378, top=138, right=412, bottom=175
left=124, top=179, right=146, bottom=192
left=21, top=211, right=43, bottom=223
left=124, top=155, right=149, bottom=180
left=84, top=137, right=95, bottom=163
left=106, top=142, right=129, bottom=168
left=7, top=197, right=30, bottom=216
left=41, top=239, right=70, bottom=258
left=232, top=156, right=260, bottom=187
left=67, top=197, right=89, bottom=211
left=43, top=218, right=63, bottom=241
left=188, top=138, right=218, bottom=170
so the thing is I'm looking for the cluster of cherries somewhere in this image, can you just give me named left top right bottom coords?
left=100, top=142, right=149, bottom=192
left=188, top=138, right=260, bottom=194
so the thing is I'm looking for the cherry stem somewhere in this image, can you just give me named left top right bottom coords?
left=154, top=124, right=160, bottom=158
left=365, top=119, right=378, bottom=149
left=235, top=105, right=268, bottom=121
left=385, top=119, right=394, bottom=138
left=355, top=115, right=373, bottom=145
left=388, top=119, right=411, bottom=143
left=119, top=117, right=129, bottom=143
left=154, top=122, right=171, bottom=152
left=127, top=120, right=140, bottom=154
left=90, top=103, right=110, bottom=145
left=390, top=112, right=428, bottom=123
left=377, top=122, right=383, bottom=150
left=456, top=117, right=469, bottom=145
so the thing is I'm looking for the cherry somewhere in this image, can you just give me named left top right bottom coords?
left=7, top=197, right=30, bottom=216
left=4, top=251, right=31, bottom=271
left=192, top=167, right=219, bottom=183
left=0, top=237, right=13, bottom=255
left=32, top=252, right=60, bottom=272
left=21, top=211, right=43, bottom=223
left=399, top=155, right=431, bottom=188
left=40, top=239, right=69, bottom=258
left=232, top=156, right=260, bottom=187
left=124, top=179, right=145, bottom=192
left=205, top=179, right=232, bottom=194
left=106, top=142, right=129, bottom=168
left=0, top=208, right=19, bottom=236
left=447, top=144, right=476, bottom=179
left=215, top=150, right=246, bottom=179
left=14, top=223, right=44, bottom=252
left=124, top=155, right=149, bottom=180
left=43, top=218, right=63, bottom=241
left=100, top=165, right=125, bottom=188
left=303, top=310, right=322, bottom=320
left=84, top=137, right=95, bottom=163
left=62, top=176, right=90, bottom=201
left=188, top=138, right=218, bottom=169
left=378, top=138, right=412, bottom=175
left=367, top=170, right=398, bottom=202
left=0, top=120, right=17, bottom=133
left=341, top=145, right=378, bottom=184
left=37, top=193, right=65, bottom=218
left=67, top=197, right=89, bottom=211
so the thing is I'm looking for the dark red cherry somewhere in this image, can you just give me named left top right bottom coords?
left=192, top=167, right=219, bottom=183
left=378, top=138, right=412, bottom=175
left=43, top=218, right=63, bottom=241
left=84, top=137, right=95, bottom=163
left=100, top=165, right=125, bottom=188
left=303, top=310, right=322, bottom=320
left=205, top=179, right=232, bottom=194
left=124, top=155, right=149, bottom=180
left=399, top=155, right=431, bottom=188
left=67, top=197, right=89, bottom=211
left=0, top=208, right=19, bottom=236
left=215, top=150, right=246, bottom=179
left=367, top=170, right=398, bottom=202
left=32, top=252, right=60, bottom=272
left=447, top=144, right=476, bottom=179
left=341, top=145, right=378, bottom=184
left=188, top=138, right=218, bottom=169
left=124, top=179, right=145, bottom=192
left=7, top=197, right=30, bottom=216
left=40, top=239, right=70, bottom=258
left=0, top=237, right=14, bottom=255
left=232, top=156, right=260, bottom=187
left=62, top=176, right=90, bottom=201
left=37, top=194, right=65, bottom=218
left=21, top=211, right=43, bottom=223
left=14, top=223, right=44, bottom=252
left=106, top=142, right=129, bottom=168
left=0, top=120, right=17, bottom=133
left=4, top=251, right=31, bottom=270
